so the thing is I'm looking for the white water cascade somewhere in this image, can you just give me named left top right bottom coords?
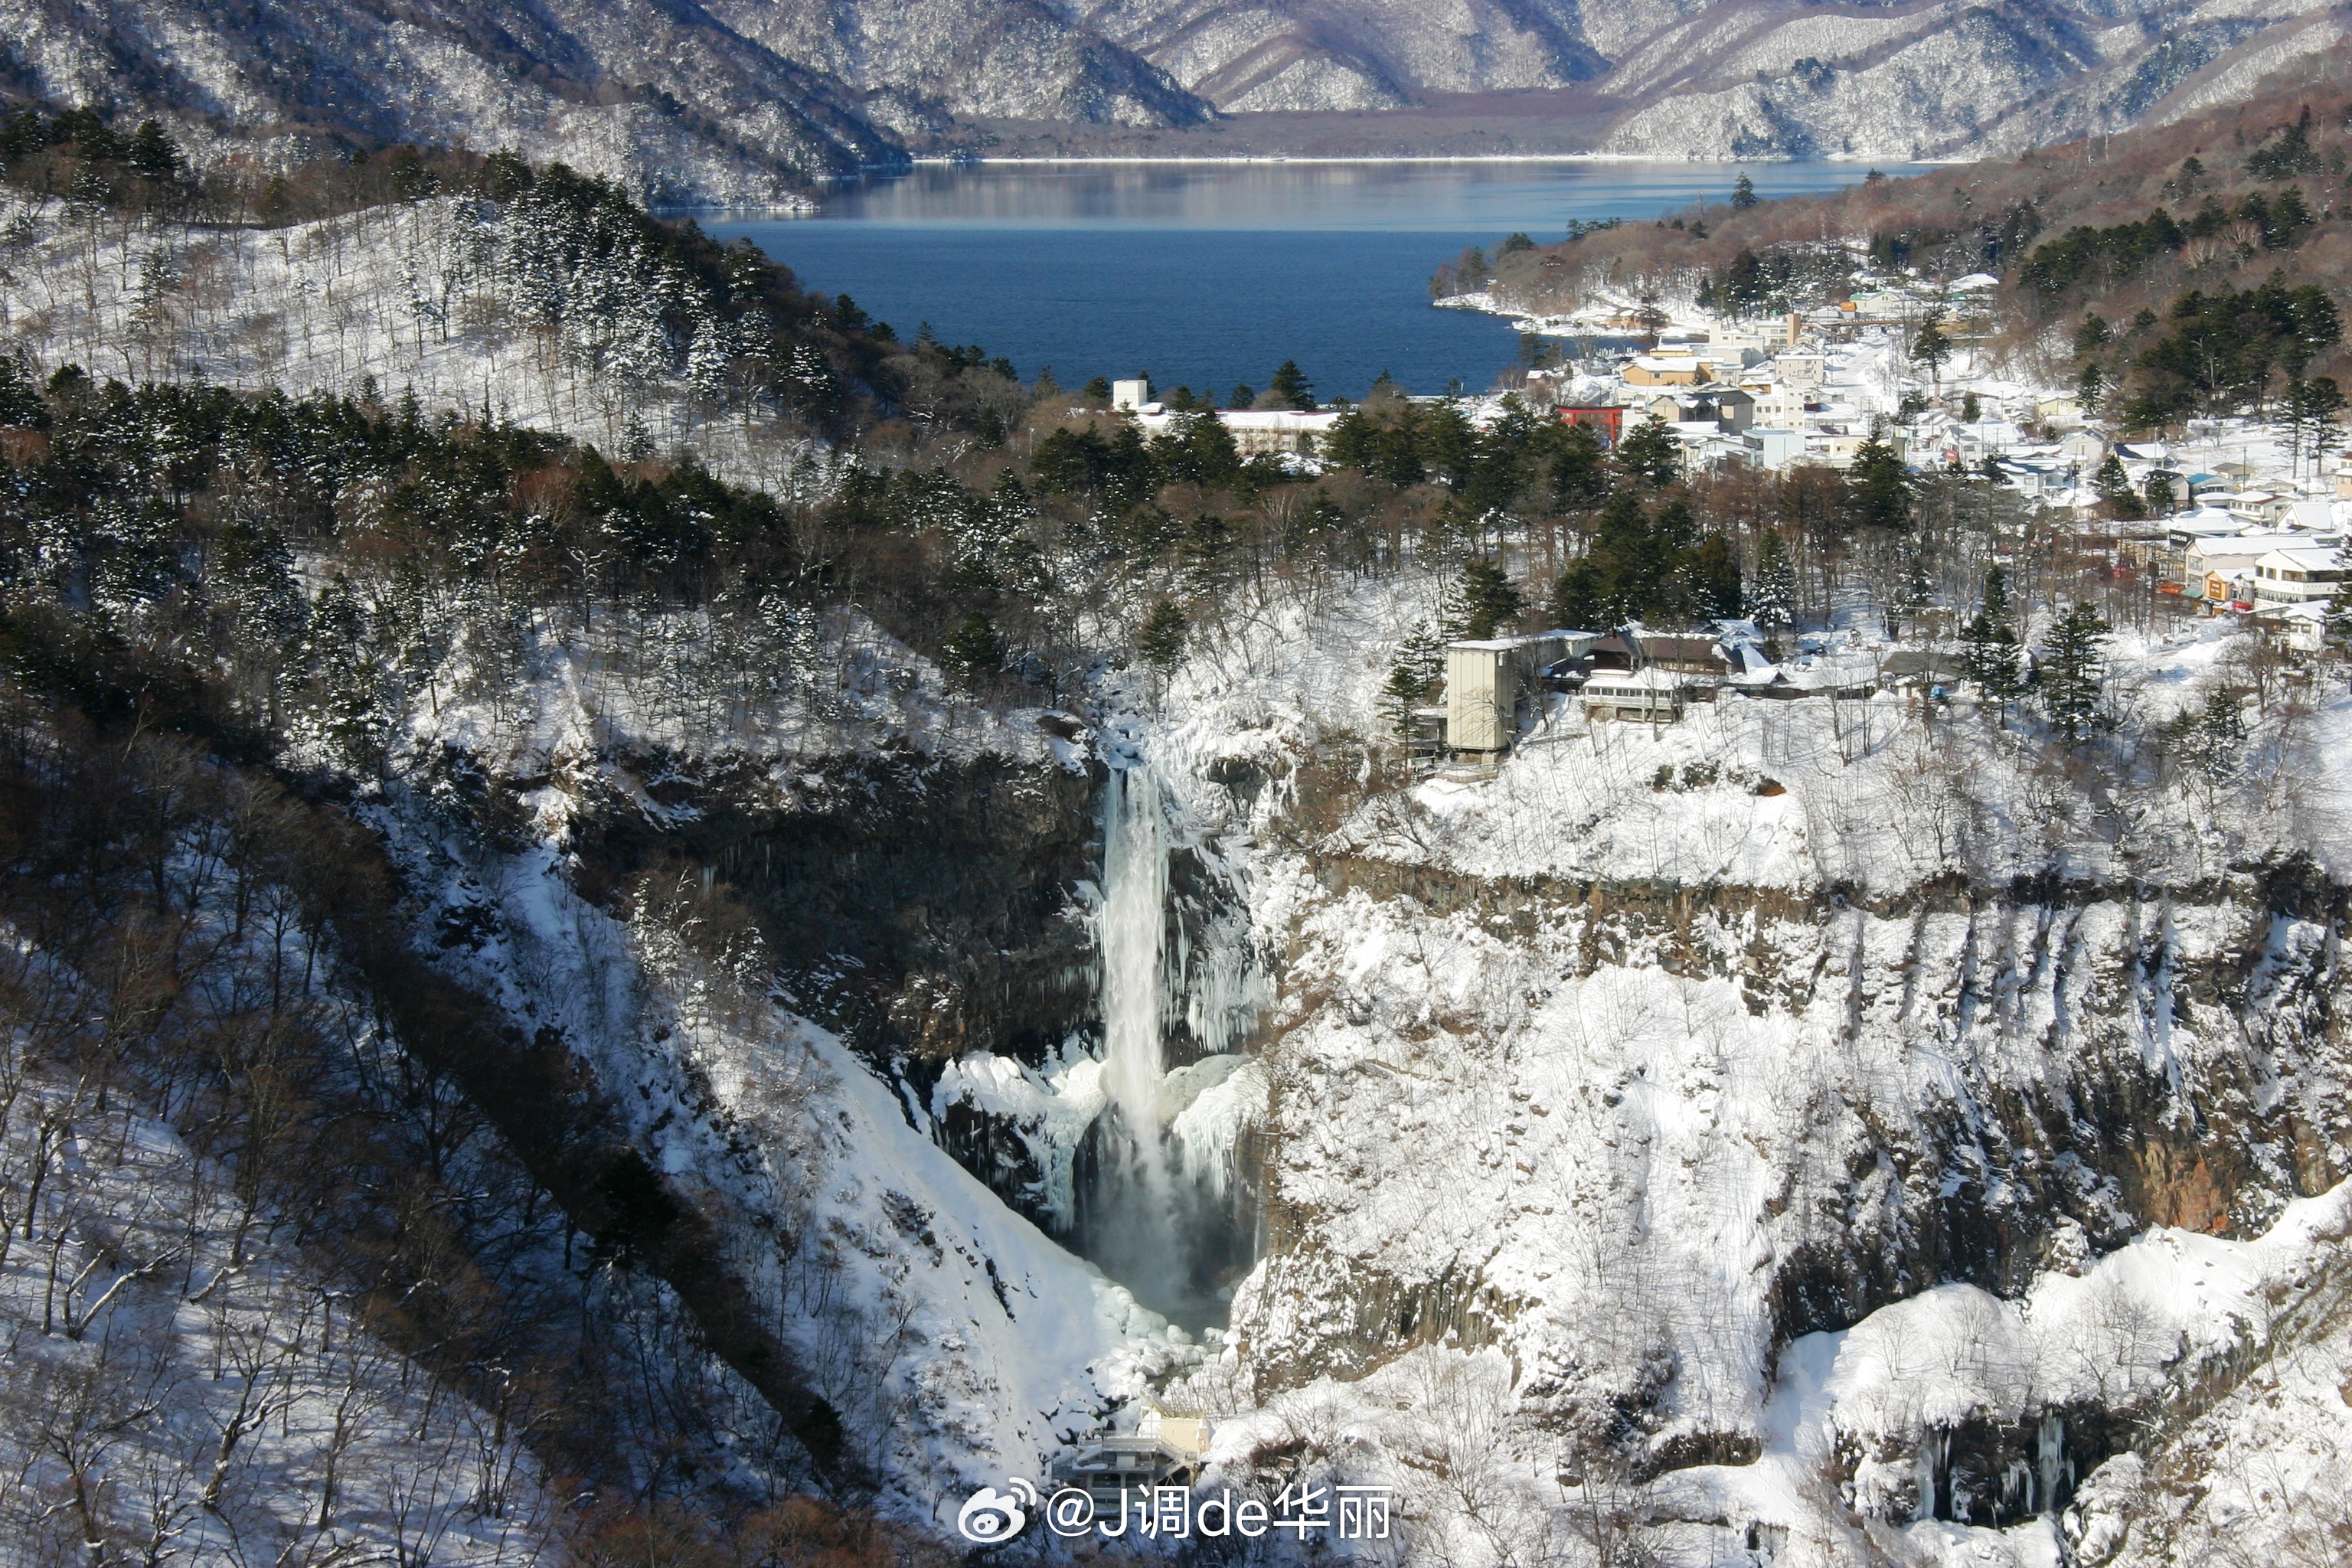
left=1099, top=765, right=1172, bottom=1133
left=1080, top=761, right=1262, bottom=1325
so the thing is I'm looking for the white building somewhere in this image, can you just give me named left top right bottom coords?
left=2185, top=531, right=2344, bottom=587
left=1743, top=428, right=1804, bottom=472
left=2250, top=546, right=2347, bottom=605
left=1129, top=406, right=1340, bottom=456
left=1580, top=668, right=1693, bottom=723
left=1213, top=410, right=1340, bottom=456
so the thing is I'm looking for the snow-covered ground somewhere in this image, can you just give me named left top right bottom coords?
left=0, top=195, right=836, bottom=497
left=384, top=757, right=1198, bottom=1521
left=1006, top=565, right=2352, bottom=1566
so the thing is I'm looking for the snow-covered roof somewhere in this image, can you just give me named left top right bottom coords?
left=1581, top=668, right=1690, bottom=692
left=1450, top=631, right=1576, bottom=652
left=2255, top=546, right=2343, bottom=570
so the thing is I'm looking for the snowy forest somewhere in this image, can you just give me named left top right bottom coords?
left=0, top=90, right=2347, bottom=1568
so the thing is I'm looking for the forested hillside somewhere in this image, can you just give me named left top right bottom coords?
left=1472, top=54, right=2352, bottom=431
left=0, top=0, right=2344, bottom=190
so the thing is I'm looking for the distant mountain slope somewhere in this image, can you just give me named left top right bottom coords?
left=0, top=0, right=1207, bottom=201
left=1076, top=0, right=1615, bottom=111
left=707, top=0, right=1211, bottom=126
left=0, top=0, right=912, bottom=201
left=1080, top=0, right=2343, bottom=156
left=0, top=0, right=2341, bottom=192
left=1589, top=0, right=2348, bottom=159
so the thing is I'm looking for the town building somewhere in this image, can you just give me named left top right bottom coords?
left=1643, top=388, right=1754, bottom=432
left=1050, top=1436, right=1200, bottom=1514
left=1622, top=354, right=1709, bottom=387
left=2250, top=546, right=2347, bottom=605
left=1214, top=410, right=1341, bottom=456
left=1743, top=428, right=1804, bottom=472
left=2184, top=530, right=2345, bottom=594
left=1775, top=354, right=1827, bottom=389
left=1579, top=668, right=1690, bottom=723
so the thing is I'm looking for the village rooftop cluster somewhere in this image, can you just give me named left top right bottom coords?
left=1097, top=276, right=2350, bottom=765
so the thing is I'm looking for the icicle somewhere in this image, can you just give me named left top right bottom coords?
left=1080, top=758, right=1265, bottom=1325
left=2037, top=1413, right=2066, bottom=1515
left=1914, top=1426, right=1948, bottom=1521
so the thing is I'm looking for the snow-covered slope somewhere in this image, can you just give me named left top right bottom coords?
left=400, top=825, right=1190, bottom=1514
left=1593, top=0, right=2348, bottom=160
left=0, top=0, right=925, bottom=201
left=12, top=0, right=2342, bottom=175
left=1014, top=576, right=2352, bottom=1564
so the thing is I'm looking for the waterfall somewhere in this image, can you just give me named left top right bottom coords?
left=1914, top=1426, right=1949, bottom=1522
left=1099, top=765, right=1171, bottom=1127
left=1083, top=763, right=1187, bottom=1318
left=2035, top=1413, right=2067, bottom=1515
left=1076, top=760, right=1262, bottom=1327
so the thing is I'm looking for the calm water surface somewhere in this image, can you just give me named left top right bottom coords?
left=708, top=162, right=1874, bottom=402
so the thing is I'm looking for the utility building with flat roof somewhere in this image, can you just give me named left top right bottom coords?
left=1445, top=632, right=1594, bottom=753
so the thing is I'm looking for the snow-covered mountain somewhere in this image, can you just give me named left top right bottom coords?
left=5, top=0, right=2344, bottom=198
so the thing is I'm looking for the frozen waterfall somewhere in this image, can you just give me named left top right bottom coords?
left=1099, top=765, right=1171, bottom=1129
left=1076, top=760, right=1263, bottom=1327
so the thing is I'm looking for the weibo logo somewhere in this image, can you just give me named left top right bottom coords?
left=956, top=1478, right=1037, bottom=1542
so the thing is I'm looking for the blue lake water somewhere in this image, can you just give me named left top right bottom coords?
left=707, top=162, right=1875, bottom=403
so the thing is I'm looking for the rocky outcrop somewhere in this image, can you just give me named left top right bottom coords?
left=558, top=746, right=1106, bottom=1069
left=1228, top=847, right=2352, bottom=1472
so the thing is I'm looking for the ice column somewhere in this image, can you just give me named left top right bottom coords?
left=1098, top=764, right=1171, bottom=1125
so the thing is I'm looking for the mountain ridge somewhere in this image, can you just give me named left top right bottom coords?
left=2, top=0, right=2344, bottom=200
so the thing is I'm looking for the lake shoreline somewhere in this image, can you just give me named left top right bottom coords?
left=703, top=162, right=1872, bottom=402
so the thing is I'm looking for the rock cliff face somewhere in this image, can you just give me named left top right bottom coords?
left=559, top=745, right=1106, bottom=1067
left=1229, top=855, right=2348, bottom=1432
left=538, top=712, right=2348, bottom=1510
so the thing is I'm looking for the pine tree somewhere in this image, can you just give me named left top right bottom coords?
left=1136, top=599, right=1188, bottom=671
left=1379, top=619, right=1447, bottom=737
left=1960, top=566, right=2021, bottom=707
left=1690, top=534, right=1743, bottom=619
left=2286, top=376, right=2346, bottom=478
left=2078, top=363, right=2105, bottom=413
left=1730, top=174, right=1759, bottom=209
left=2091, top=453, right=2140, bottom=518
left=1269, top=361, right=1316, bottom=411
left=2039, top=601, right=2111, bottom=740
left=940, top=612, right=1006, bottom=691
left=1748, top=529, right=1797, bottom=628
left=1550, top=420, right=1608, bottom=506
left=1844, top=433, right=1912, bottom=528
left=2325, top=546, right=2352, bottom=651
left=1616, top=417, right=1681, bottom=488
left=126, top=119, right=186, bottom=184
left=1887, top=556, right=1935, bottom=640
left=1456, top=558, right=1524, bottom=639
left=1909, top=308, right=1952, bottom=384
